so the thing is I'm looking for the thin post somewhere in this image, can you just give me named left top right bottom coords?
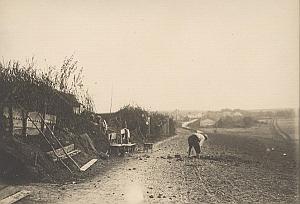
left=8, top=104, right=13, bottom=136
left=41, top=101, right=47, bottom=133
left=148, top=117, right=151, bottom=137
left=29, top=113, right=72, bottom=173
left=34, top=153, right=38, bottom=166
left=109, top=84, right=113, bottom=114
left=0, top=103, right=3, bottom=133
left=22, top=110, right=27, bottom=137
left=37, top=112, right=81, bottom=170
left=16, top=103, right=73, bottom=173
left=167, top=117, right=170, bottom=135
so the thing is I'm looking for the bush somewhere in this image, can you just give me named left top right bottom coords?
left=104, top=105, right=175, bottom=142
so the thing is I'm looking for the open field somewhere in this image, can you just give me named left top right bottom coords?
left=197, top=117, right=298, bottom=142
left=277, top=118, right=299, bottom=140
left=200, top=122, right=274, bottom=139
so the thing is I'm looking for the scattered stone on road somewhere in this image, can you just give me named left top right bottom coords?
left=20, top=128, right=298, bottom=204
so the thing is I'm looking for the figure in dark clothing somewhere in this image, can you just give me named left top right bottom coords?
left=188, top=134, right=201, bottom=158
left=188, top=131, right=208, bottom=158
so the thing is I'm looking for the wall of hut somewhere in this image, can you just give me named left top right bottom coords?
left=0, top=105, right=56, bottom=137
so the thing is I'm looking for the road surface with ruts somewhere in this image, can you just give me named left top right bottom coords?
left=16, top=126, right=299, bottom=203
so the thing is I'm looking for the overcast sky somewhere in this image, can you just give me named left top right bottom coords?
left=0, top=0, right=298, bottom=112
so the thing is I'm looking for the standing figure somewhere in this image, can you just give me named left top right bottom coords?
left=121, top=128, right=130, bottom=144
left=102, top=119, right=108, bottom=134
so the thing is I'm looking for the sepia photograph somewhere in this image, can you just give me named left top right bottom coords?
left=0, top=0, right=299, bottom=203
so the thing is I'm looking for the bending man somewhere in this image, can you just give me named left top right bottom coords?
left=188, top=130, right=208, bottom=158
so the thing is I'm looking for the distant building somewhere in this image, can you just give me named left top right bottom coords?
left=187, top=112, right=204, bottom=119
left=200, top=118, right=216, bottom=127
left=233, top=112, right=243, bottom=117
left=222, top=111, right=233, bottom=117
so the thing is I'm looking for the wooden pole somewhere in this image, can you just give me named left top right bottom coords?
left=148, top=117, right=151, bottom=137
left=28, top=113, right=72, bottom=173
left=8, top=104, right=13, bottom=136
left=0, top=103, right=3, bottom=133
left=167, top=117, right=170, bottom=135
left=22, top=110, right=28, bottom=137
left=41, top=101, right=47, bottom=133
left=37, top=112, right=81, bottom=170
left=34, top=153, right=38, bottom=166
left=16, top=103, right=73, bottom=173
left=109, top=84, right=113, bottom=114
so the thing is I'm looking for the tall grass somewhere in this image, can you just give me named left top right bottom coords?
left=0, top=56, right=94, bottom=113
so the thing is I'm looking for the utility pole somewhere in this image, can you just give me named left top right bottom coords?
left=147, top=116, right=151, bottom=137
left=167, top=117, right=170, bottom=135
left=199, top=117, right=201, bottom=128
left=109, top=84, right=113, bottom=114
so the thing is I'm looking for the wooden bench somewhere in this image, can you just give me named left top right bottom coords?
left=46, top=144, right=81, bottom=162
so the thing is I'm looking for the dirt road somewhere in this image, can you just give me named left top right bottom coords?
left=20, top=127, right=298, bottom=204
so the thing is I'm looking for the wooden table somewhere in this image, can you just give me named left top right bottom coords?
left=109, top=143, right=136, bottom=155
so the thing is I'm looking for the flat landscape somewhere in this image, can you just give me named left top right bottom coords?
left=12, top=121, right=299, bottom=204
left=1, top=1, right=298, bottom=202
left=277, top=118, right=298, bottom=140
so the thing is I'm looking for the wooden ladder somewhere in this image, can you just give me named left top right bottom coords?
left=15, top=100, right=97, bottom=172
left=16, top=103, right=73, bottom=173
left=36, top=112, right=97, bottom=171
